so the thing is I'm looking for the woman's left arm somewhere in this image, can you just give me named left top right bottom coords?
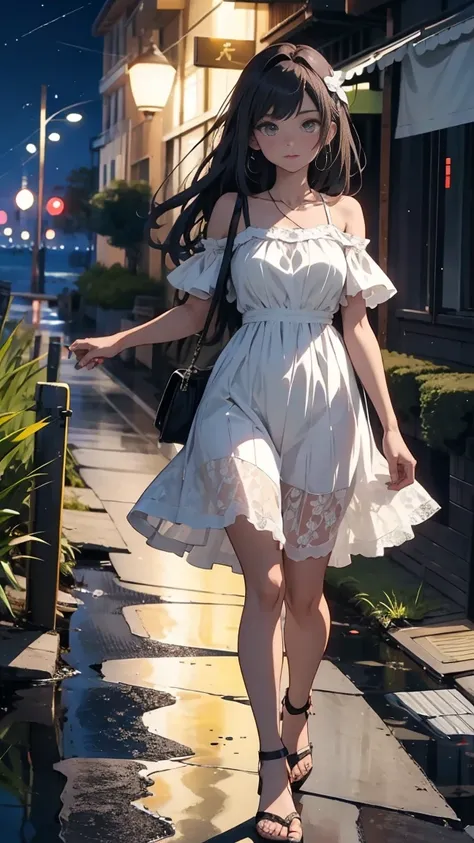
left=340, top=198, right=416, bottom=491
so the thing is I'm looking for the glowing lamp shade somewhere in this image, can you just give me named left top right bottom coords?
left=21, top=231, right=30, bottom=241
left=3, top=227, right=12, bottom=237
left=15, top=188, right=35, bottom=211
left=45, top=229, right=56, bottom=241
left=0, top=211, right=7, bottom=226
left=66, top=112, right=82, bottom=123
left=26, top=143, right=37, bottom=154
left=46, top=197, right=65, bottom=216
left=128, top=43, right=176, bottom=114
left=48, top=132, right=61, bottom=142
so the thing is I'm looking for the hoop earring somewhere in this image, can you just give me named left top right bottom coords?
left=315, top=146, right=330, bottom=172
left=246, top=149, right=259, bottom=176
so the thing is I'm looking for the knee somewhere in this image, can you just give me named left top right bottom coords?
left=285, top=584, right=321, bottom=619
left=248, top=565, right=285, bottom=612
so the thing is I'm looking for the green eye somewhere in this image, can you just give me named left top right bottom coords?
left=302, top=120, right=319, bottom=133
left=256, top=121, right=279, bottom=136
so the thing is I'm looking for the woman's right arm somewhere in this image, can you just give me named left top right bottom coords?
left=69, top=296, right=211, bottom=369
left=70, top=193, right=236, bottom=369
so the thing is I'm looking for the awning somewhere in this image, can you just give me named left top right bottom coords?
left=340, top=4, right=474, bottom=139
left=341, top=4, right=474, bottom=80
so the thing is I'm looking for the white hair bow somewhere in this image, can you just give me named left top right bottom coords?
left=324, top=71, right=349, bottom=107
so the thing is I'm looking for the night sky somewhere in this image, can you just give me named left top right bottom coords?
left=0, top=1, right=104, bottom=230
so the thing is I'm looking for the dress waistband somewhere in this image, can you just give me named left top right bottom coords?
left=242, top=307, right=333, bottom=325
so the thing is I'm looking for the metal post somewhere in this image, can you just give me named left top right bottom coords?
left=0, top=281, right=11, bottom=326
left=46, top=336, right=62, bottom=382
left=32, top=334, right=42, bottom=361
left=26, top=382, right=71, bottom=630
left=31, top=84, right=47, bottom=295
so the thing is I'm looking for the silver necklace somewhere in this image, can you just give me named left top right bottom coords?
left=267, top=190, right=322, bottom=230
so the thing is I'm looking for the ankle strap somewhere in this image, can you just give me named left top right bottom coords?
left=283, top=689, right=312, bottom=716
left=259, top=746, right=288, bottom=762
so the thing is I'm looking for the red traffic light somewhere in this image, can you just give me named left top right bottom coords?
left=0, top=210, right=7, bottom=225
left=46, top=197, right=65, bottom=216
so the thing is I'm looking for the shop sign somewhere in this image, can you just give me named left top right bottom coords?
left=194, top=37, right=255, bottom=70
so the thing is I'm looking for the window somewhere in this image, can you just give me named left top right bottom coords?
left=102, top=163, right=107, bottom=188
left=131, top=158, right=150, bottom=183
left=104, top=95, right=111, bottom=131
left=110, top=159, right=116, bottom=182
left=117, top=86, right=125, bottom=122
left=179, top=127, right=206, bottom=189
left=110, top=91, right=117, bottom=127
left=440, top=125, right=474, bottom=312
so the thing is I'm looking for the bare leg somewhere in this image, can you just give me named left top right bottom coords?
left=226, top=516, right=301, bottom=841
left=282, top=552, right=331, bottom=785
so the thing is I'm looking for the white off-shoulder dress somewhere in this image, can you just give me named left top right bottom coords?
left=128, top=204, right=439, bottom=572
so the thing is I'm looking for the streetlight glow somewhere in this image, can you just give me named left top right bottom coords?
left=3, top=227, right=12, bottom=237
left=21, top=231, right=30, bottom=241
left=128, top=41, right=176, bottom=115
left=66, top=112, right=83, bottom=123
left=48, top=132, right=61, bottom=142
left=26, top=143, right=37, bottom=154
left=45, top=229, right=56, bottom=240
left=15, top=188, right=35, bottom=211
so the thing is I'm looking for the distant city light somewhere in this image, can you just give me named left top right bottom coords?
left=0, top=211, right=7, bottom=225
left=60, top=244, right=65, bottom=250
left=48, top=132, right=61, bottom=142
left=46, top=197, right=64, bottom=216
left=66, top=113, right=83, bottom=123
left=26, top=143, right=37, bottom=154
left=3, top=227, right=12, bottom=236
left=45, top=229, right=56, bottom=241
left=8, top=238, right=12, bottom=244
left=20, top=231, right=30, bottom=241
left=15, top=188, right=34, bottom=210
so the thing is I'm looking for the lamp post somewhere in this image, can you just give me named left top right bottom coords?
left=30, top=87, right=90, bottom=294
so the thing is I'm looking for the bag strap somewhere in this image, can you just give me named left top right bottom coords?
left=186, top=193, right=243, bottom=373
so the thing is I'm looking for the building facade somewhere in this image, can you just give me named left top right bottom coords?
left=92, top=0, right=270, bottom=279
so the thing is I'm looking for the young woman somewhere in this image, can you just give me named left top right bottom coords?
left=70, top=43, right=439, bottom=843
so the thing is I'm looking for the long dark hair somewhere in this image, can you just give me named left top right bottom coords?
left=149, top=43, right=362, bottom=350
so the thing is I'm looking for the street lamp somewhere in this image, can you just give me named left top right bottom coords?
left=48, top=132, right=61, bottom=142
left=128, top=41, right=176, bottom=118
left=15, top=186, right=35, bottom=211
left=26, top=143, right=37, bottom=154
left=31, top=88, right=92, bottom=294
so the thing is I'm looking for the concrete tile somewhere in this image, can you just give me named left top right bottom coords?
left=68, top=431, right=158, bottom=453
left=314, top=660, right=361, bottom=696
left=123, top=603, right=241, bottom=652
left=359, top=806, right=471, bottom=841
left=64, top=486, right=105, bottom=511
left=143, top=688, right=258, bottom=772
left=298, top=793, right=360, bottom=843
left=110, top=550, right=244, bottom=597
left=72, top=448, right=166, bottom=474
left=132, top=764, right=258, bottom=842
left=62, top=509, right=128, bottom=553
left=0, top=629, right=59, bottom=680
left=303, top=690, right=456, bottom=820
left=79, top=468, right=156, bottom=503
left=115, top=578, right=244, bottom=606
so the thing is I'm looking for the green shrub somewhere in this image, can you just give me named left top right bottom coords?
left=420, top=372, right=474, bottom=452
left=76, top=263, right=163, bottom=310
left=382, top=349, right=449, bottom=420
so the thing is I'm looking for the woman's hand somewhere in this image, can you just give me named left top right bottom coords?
left=383, top=429, right=417, bottom=491
left=69, top=335, right=122, bottom=370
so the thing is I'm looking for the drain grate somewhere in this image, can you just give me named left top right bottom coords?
left=425, top=631, right=474, bottom=663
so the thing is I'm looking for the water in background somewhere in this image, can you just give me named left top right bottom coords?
left=0, top=249, right=80, bottom=331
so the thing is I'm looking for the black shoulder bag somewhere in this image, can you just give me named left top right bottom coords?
left=154, top=193, right=243, bottom=445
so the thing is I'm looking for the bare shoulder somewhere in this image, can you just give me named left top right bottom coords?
left=207, top=192, right=239, bottom=239
left=333, top=195, right=366, bottom=237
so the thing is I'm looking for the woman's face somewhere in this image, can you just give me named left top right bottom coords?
left=249, top=91, right=336, bottom=173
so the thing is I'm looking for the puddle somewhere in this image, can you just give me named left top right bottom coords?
left=0, top=684, right=63, bottom=842
left=124, top=603, right=241, bottom=652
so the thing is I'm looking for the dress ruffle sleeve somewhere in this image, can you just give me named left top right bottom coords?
left=339, top=234, right=397, bottom=309
left=166, top=238, right=236, bottom=303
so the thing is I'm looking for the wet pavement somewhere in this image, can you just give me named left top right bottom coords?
left=2, top=354, right=474, bottom=841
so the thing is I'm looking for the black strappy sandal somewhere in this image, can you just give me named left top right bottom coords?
left=281, top=689, right=313, bottom=793
left=256, top=746, right=303, bottom=842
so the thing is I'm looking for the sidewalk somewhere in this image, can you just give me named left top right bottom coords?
left=58, top=357, right=471, bottom=843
